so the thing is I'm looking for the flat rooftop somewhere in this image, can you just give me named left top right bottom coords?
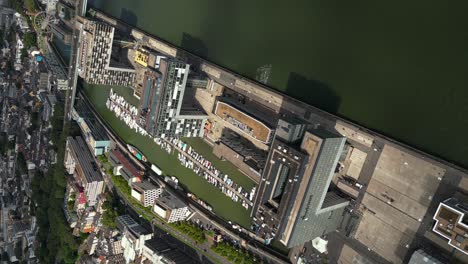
left=74, top=98, right=109, bottom=141
left=132, top=181, right=159, bottom=191
left=155, top=192, right=186, bottom=210
left=68, top=136, right=103, bottom=183
left=214, top=101, right=273, bottom=143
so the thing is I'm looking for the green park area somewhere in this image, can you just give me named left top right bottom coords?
left=82, top=84, right=255, bottom=228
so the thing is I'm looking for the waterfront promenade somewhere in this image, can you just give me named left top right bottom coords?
left=90, top=9, right=468, bottom=176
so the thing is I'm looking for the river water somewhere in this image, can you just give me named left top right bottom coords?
left=88, top=0, right=468, bottom=168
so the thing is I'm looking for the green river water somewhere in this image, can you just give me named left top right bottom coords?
left=89, top=0, right=468, bottom=168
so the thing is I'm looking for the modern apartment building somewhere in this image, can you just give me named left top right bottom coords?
left=76, top=17, right=135, bottom=86
left=251, top=119, right=349, bottom=248
left=142, top=238, right=193, bottom=264
left=37, top=63, right=50, bottom=91
left=64, top=136, right=105, bottom=206
left=72, top=97, right=111, bottom=156
left=116, top=215, right=153, bottom=264
left=137, top=56, right=207, bottom=138
left=153, top=192, right=190, bottom=223
left=432, top=195, right=468, bottom=255
left=131, top=181, right=162, bottom=207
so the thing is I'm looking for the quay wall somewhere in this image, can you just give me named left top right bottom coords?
left=89, top=10, right=468, bottom=175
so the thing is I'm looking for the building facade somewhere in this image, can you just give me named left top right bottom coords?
left=65, top=136, right=105, bottom=206
left=77, top=17, right=135, bottom=86
left=142, top=238, right=192, bottom=264
left=116, top=215, right=153, bottom=264
left=153, top=192, right=190, bottom=223
left=72, top=97, right=111, bottom=156
left=137, top=56, right=207, bottom=138
left=131, top=181, right=162, bottom=207
left=251, top=119, right=349, bottom=248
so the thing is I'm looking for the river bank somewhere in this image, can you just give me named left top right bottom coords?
left=88, top=0, right=468, bottom=168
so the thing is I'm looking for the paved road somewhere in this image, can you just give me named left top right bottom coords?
left=97, top=156, right=225, bottom=263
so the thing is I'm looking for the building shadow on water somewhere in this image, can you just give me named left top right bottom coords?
left=178, top=32, right=209, bottom=72
left=181, top=32, right=209, bottom=59
left=120, top=8, right=138, bottom=27
left=285, top=72, right=341, bottom=114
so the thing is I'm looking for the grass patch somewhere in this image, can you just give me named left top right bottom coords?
left=170, top=221, right=206, bottom=243
left=82, top=83, right=252, bottom=228
left=212, top=242, right=259, bottom=264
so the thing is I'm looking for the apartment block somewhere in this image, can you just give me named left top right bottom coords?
left=72, top=97, right=111, bottom=156
left=131, top=181, right=162, bottom=207
left=116, top=215, right=153, bottom=263
left=153, top=192, right=190, bottom=223
left=77, top=17, right=135, bottom=86
left=65, top=136, right=105, bottom=206
left=136, top=56, right=207, bottom=138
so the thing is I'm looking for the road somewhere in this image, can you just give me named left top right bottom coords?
left=63, top=0, right=85, bottom=124
left=97, top=157, right=222, bottom=264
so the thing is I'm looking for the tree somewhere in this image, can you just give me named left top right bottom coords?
left=21, top=47, right=28, bottom=60
left=24, top=0, right=36, bottom=12
left=23, top=32, right=36, bottom=49
left=101, top=200, right=117, bottom=229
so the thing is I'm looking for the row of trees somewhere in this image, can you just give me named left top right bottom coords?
left=10, top=0, right=36, bottom=13
left=170, top=221, right=207, bottom=243
left=211, top=242, right=259, bottom=264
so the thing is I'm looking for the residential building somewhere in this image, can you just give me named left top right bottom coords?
left=116, top=215, right=153, bottom=264
left=72, top=97, right=111, bottom=155
left=108, top=149, right=142, bottom=184
left=251, top=119, right=349, bottom=248
left=136, top=56, right=207, bottom=138
left=432, top=195, right=468, bottom=255
left=37, top=63, right=50, bottom=91
left=76, top=17, right=135, bottom=86
left=14, top=12, right=29, bottom=31
left=142, top=238, right=193, bottom=264
left=153, top=192, right=190, bottom=223
left=76, top=207, right=100, bottom=234
left=0, top=5, right=14, bottom=30
left=131, top=181, right=162, bottom=207
left=39, top=93, right=57, bottom=122
left=65, top=136, right=105, bottom=206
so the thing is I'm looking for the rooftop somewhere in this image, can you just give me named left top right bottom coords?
left=109, top=149, right=141, bottom=178
left=74, top=98, right=109, bottom=141
left=116, top=214, right=151, bottom=236
left=155, top=192, right=187, bottom=210
left=67, top=136, right=103, bottom=182
left=132, top=181, right=159, bottom=192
